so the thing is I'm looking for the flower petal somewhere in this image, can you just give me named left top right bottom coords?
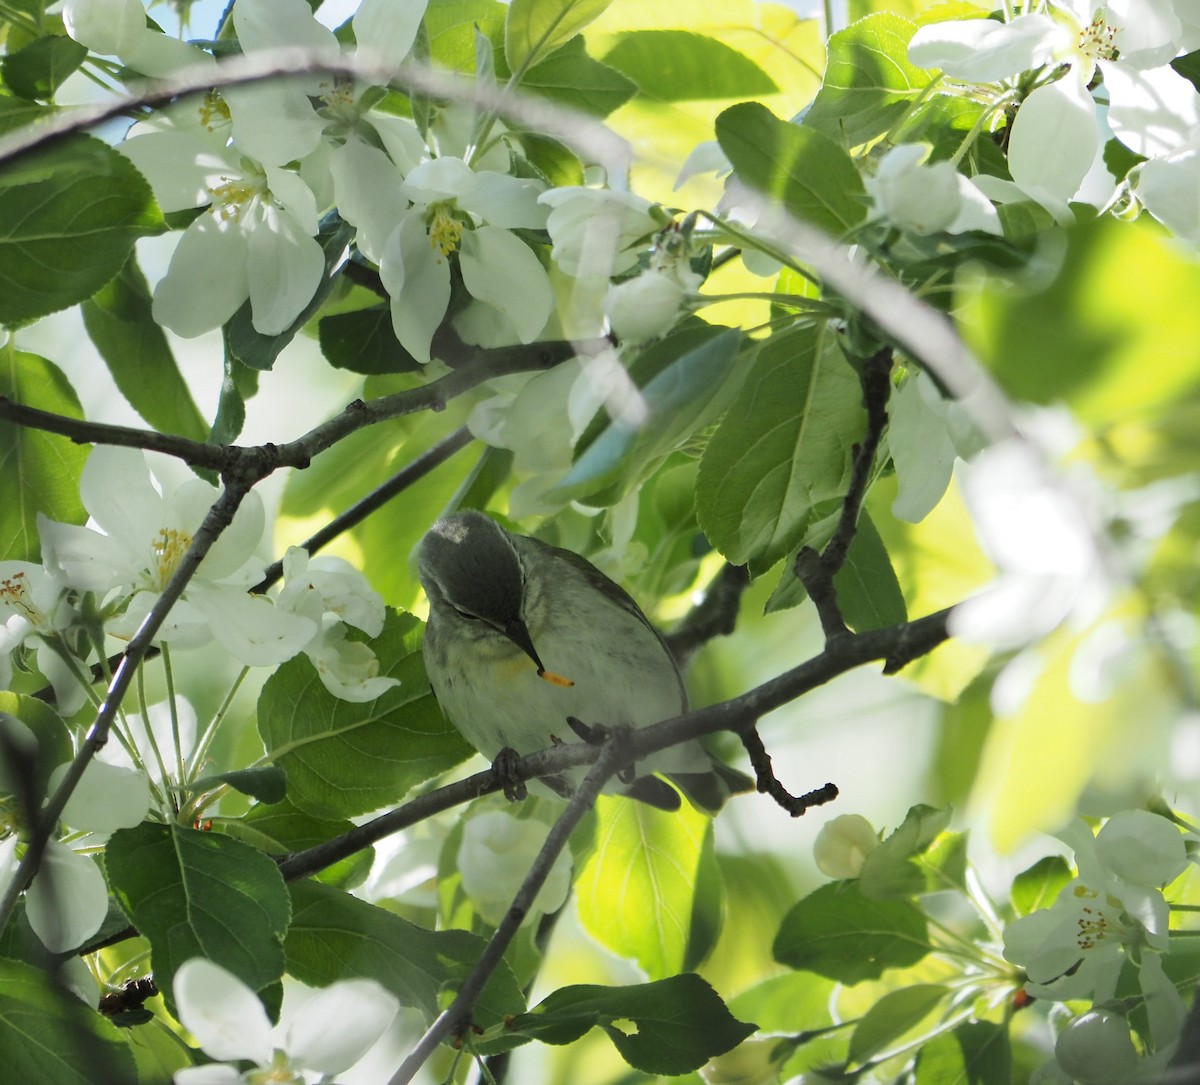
left=459, top=226, right=554, bottom=343
left=55, top=759, right=151, bottom=833
left=153, top=214, right=252, bottom=338
left=284, top=979, right=399, bottom=1074
left=329, top=137, right=410, bottom=263
left=226, top=82, right=328, bottom=166
left=381, top=212, right=451, bottom=362
left=173, top=958, right=273, bottom=1064
left=353, top=0, right=428, bottom=65
left=185, top=586, right=316, bottom=667
left=26, top=840, right=109, bottom=953
left=119, top=130, right=231, bottom=213
left=1104, top=63, right=1200, bottom=159
left=908, top=14, right=1061, bottom=82
left=1008, top=74, right=1100, bottom=207
left=247, top=205, right=326, bottom=335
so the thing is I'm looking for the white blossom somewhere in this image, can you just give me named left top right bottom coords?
left=277, top=548, right=399, bottom=702
left=38, top=447, right=314, bottom=668
left=172, top=958, right=399, bottom=1084
left=377, top=157, right=553, bottom=361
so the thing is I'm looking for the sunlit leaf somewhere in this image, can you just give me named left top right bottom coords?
left=696, top=322, right=865, bottom=576
left=576, top=795, right=720, bottom=980
left=0, top=351, right=88, bottom=561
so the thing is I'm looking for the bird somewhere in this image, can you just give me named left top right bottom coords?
left=417, top=509, right=752, bottom=811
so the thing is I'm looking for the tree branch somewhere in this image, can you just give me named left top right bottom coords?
left=663, top=563, right=752, bottom=667
left=0, top=481, right=252, bottom=939
left=794, top=347, right=893, bottom=640
left=252, top=425, right=475, bottom=593
left=385, top=733, right=631, bottom=1085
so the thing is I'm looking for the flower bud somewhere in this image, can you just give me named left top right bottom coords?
left=700, top=1036, right=791, bottom=1085
left=604, top=270, right=689, bottom=343
left=1054, top=1011, right=1139, bottom=1085
left=813, top=814, right=879, bottom=879
left=458, top=810, right=572, bottom=925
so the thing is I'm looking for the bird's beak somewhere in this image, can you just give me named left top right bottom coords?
left=503, top=618, right=573, bottom=687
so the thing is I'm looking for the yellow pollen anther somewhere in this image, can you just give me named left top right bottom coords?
left=1080, top=14, right=1119, bottom=61
left=198, top=91, right=231, bottom=132
left=208, top=175, right=263, bottom=221
left=428, top=206, right=464, bottom=257
left=0, top=570, right=38, bottom=622
left=151, top=528, right=193, bottom=588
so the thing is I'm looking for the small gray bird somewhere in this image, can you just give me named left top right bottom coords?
left=417, top=510, right=750, bottom=810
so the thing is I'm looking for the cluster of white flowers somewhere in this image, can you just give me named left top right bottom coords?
left=907, top=0, right=1200, bottom=228
left=1004, top=811, right=1191, bottom=1084
left=0, top=447, right=396, bottom=706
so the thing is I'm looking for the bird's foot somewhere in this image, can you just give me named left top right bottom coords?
left=566, top=717, right=636, bottom=782
left=492, top=747, right=528, bottom=802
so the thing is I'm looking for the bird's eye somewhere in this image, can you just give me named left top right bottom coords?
left=451, top=605, right=481, bottom=622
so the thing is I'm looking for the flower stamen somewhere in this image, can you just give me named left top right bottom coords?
left=1079, top=13, right=1119, bottom=61
left=428, top=203, right=464, bottom=257
left=150, top=528, right=193, bottom=590
left=0, top=570, right=41, bottom=624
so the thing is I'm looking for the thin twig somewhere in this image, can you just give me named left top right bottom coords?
left=0, top=482, right=251, bottom=939
left=252, top=426, right=475, bottom=593
left=794, top=347, right=893, bottom=640
left=385, top=733, right=630, bottom=1085
left=0, top=51, right=631, bottom=181
left=663, top=563, right=752, bottom=667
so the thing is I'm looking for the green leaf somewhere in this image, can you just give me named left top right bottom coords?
left=505, top=0, right=614, bottom=71
left=715, top=102, right=867, bottom=235
left=1, top=35, right=87, bottom=101
left=548, top=327, right=744, bottom=506
left=208, top=350, right=258, bottom=447
left=767, top=510, right=908, bottom=623
left=257, top=609, right=472, bottom=819
left=318, top=304, right=423, bottom=374
left=915, top=1020, right=1012, bottom=1085
left=848, top=984, right=949, bottom=1064
left=967, top=216, right=1200, bottom=425
left=425, top=0, right=508, bottom=72
left=1010, top=855, right=1072, bottom=917
left=859, top=804, right=957, bottom=898
left=522, top=36, right=636, bottom=117
left=104, top=822, right=291, bottom=1012
left=225, top=216, right=353, bottom=371
left=696, top=323, right=866, bottom=576
left=286, top=880, right=525, bottom=1026
left=0, top=92, right=53, bottom=135
left=0, top=351, right=88, bottom=561
left=803, top=13, right=930, bottom=147
left=601, top=30, right=777, bottom=101
left=187, top=766, right=288, bottom=804
left=0, top=134, right=163, bottom=324
left=81, top=257, right=208, bottom=441
left=773, top=880, right=931, bottom=983
left=0, top=693, right=73, bottom=804
left=576, top=796, right=721, bottom=980
left=1171, top=49, right=1200, bottom=94
left=499, top=974, right=757, bottom=1074
left=0, top=959, right=137, bottom=1085
left=834, top=512, right=907, bottom=631
left=232, top=798, right=374, bottom=890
